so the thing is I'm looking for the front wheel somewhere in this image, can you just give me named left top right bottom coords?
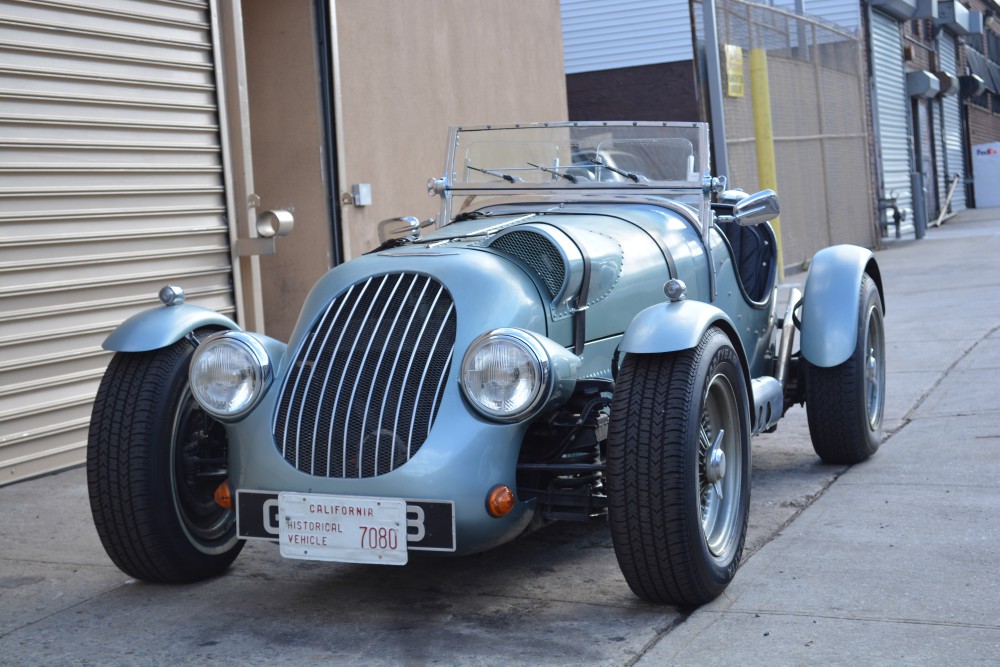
left=606, top=328, right=751, bottom=606
left=87, top=330, right=243, bottom=582
left=805, top=273, right=885, bottom=464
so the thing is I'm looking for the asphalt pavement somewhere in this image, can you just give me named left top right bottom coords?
left=1, top=208, right=998, bottom=665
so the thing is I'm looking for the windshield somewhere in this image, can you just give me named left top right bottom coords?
left=449, top=122, right=707, bottom=189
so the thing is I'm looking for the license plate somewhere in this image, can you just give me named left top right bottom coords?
left=278, top=493, right=408, bottom=565
left=238, top=491, right=456, bottom=552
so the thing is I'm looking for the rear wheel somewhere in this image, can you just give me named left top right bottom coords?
left=806, top=273, right=885, bottom=464
left=87, top=330, right=243, bottom=582
left=607, top=328, right=751, bottom=606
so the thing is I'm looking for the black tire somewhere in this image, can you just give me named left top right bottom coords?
left=805, top=273, right=885, bottom=464
left=607, top=327, right=751, bottom=606
left=87, top=330, right=243, bottom=582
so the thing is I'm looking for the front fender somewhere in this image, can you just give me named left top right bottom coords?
left=800, top=245, right=884, bottom=368
left=620, top=299, right=738, bottom=354
left=103, top=303, right=239, bottom=352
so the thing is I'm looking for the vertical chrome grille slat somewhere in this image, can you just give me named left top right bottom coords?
left=354, top=274, right=408, bottom=477
left=429, top=347, right=454, bottom=438
left=279, top=283, right=356, bottom=459
left=407, top=301, right=455, bottom=453
left=302, top=281, right=368, bottom=474
left=381, top=278, right=432, bottom=472
left=337, top=274, right=395, bottom=478
left=359, top=275, right=419, bottom=478
left=391, top=285, right=444, bottom=464
left=300, top=277, right=373, bottom=475
left=326, top=275, right=390, bottom=477
left=273, top=273, right=456, bottom=478
left=310, top=283, right=372, bottom=477
left=319, top=283, right=380, bottom=476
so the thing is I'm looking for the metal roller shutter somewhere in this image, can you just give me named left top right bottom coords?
left=870, top=10, right=914, bottom=236
left=0, top=0, right=236, bottom=484
left=560, top=0, right=693, bottom=74
left=937, top=30, right=966, bottom=214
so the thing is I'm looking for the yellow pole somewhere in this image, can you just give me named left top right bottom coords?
left=749, top=48, right=784, bottom=280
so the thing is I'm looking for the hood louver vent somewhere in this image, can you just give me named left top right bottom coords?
left=488, top=230, right=565, bottom=298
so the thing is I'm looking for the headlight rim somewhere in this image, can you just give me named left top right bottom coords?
left=460, top=328, right=552, bottom=423
left=189, top=331, right=272, bottom=422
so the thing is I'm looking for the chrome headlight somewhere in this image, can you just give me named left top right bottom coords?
left=189, top=332, right=272, bottom=421
left=461, top=329, right=551, bottom=422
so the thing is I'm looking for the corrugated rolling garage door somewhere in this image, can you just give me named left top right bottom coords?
left=870, top=10, right=914, bottom=236
left=0, top=0, right=236, bottom=484
left=937, top=30, right=966, bottom=214
left=561, top=0, right=693, bottom=73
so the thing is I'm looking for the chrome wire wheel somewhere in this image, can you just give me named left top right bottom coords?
left=699, top=372, right=743, bottom=562
left=864, top=303, right=886, bottom=431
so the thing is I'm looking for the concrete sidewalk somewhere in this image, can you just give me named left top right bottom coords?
left=640, top=209, right=1000, bottom=664
left=1, top=208, right=998, bottom=665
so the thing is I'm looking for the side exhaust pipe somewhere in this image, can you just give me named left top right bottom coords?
left=774, top=286, right=803, bottom=390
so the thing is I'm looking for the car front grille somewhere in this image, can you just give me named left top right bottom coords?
left=273, top=273, right=456, bottom=478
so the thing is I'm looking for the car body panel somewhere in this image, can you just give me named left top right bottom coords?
left=800, top=245, right=884, bottom=368
left=227, top=377, right=536, bottom=555
left=96, top=122, right=879, bottom=566
left=620, top=299, right=735, bottom=354
left=103, top=303, right=239, bottom=352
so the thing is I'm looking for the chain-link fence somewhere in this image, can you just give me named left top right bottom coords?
left=694, top=0, right=877, bottom=268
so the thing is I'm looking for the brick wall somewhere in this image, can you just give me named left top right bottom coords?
left=566, top=61, right=701, bottom=123
left=967, top=103, right=1000, bottom=146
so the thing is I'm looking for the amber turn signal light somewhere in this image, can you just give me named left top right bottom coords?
left=486, top=484, right=515, bottom=518
left=214, top=480, right=233, bottom=509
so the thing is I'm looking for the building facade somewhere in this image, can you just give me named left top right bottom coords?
left=0, top=0, right=568, bottom=485
left=774, top=1, right=996, bottom=230
left=562, top=0, right=878, bottom=271
left=563, top=0, right=1000, bottom=245
left=561, top=0, right=702, bottom=121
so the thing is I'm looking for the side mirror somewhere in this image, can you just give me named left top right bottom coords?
left=733, top=189, right=779, bottom=227
left=377, top=216, right=435, bottom=244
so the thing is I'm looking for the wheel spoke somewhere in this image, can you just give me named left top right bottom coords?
left=700, top=372, right=742, bottom=561
left=699, top=426, right=712, bottom=452
left=863, top=305, right=885, bottom=430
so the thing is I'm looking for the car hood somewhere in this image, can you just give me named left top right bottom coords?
left=283, top=204, right=701, bottom=372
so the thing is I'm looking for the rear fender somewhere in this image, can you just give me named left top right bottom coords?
left=103, top=303, right=239, bottom=352
left=800, top=245, right=884, bottom=368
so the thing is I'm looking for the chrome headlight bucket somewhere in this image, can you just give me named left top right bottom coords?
left=461, top=328, right=580, bottom=423
left=189, top=331, right=272, bottom=421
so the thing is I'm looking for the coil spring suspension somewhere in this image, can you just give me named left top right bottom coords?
left=517, top=380, right=612, bottom=521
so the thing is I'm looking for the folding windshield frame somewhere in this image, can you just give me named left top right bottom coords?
left=429, top=121, right=718, bottom=298
left=432, top=121, right=711, bottom=225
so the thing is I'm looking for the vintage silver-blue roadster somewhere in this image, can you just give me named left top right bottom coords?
left=88, top=122, right=885, bottom=606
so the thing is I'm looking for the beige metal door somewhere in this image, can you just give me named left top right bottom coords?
left=0, top=0, right=240, bottom=484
